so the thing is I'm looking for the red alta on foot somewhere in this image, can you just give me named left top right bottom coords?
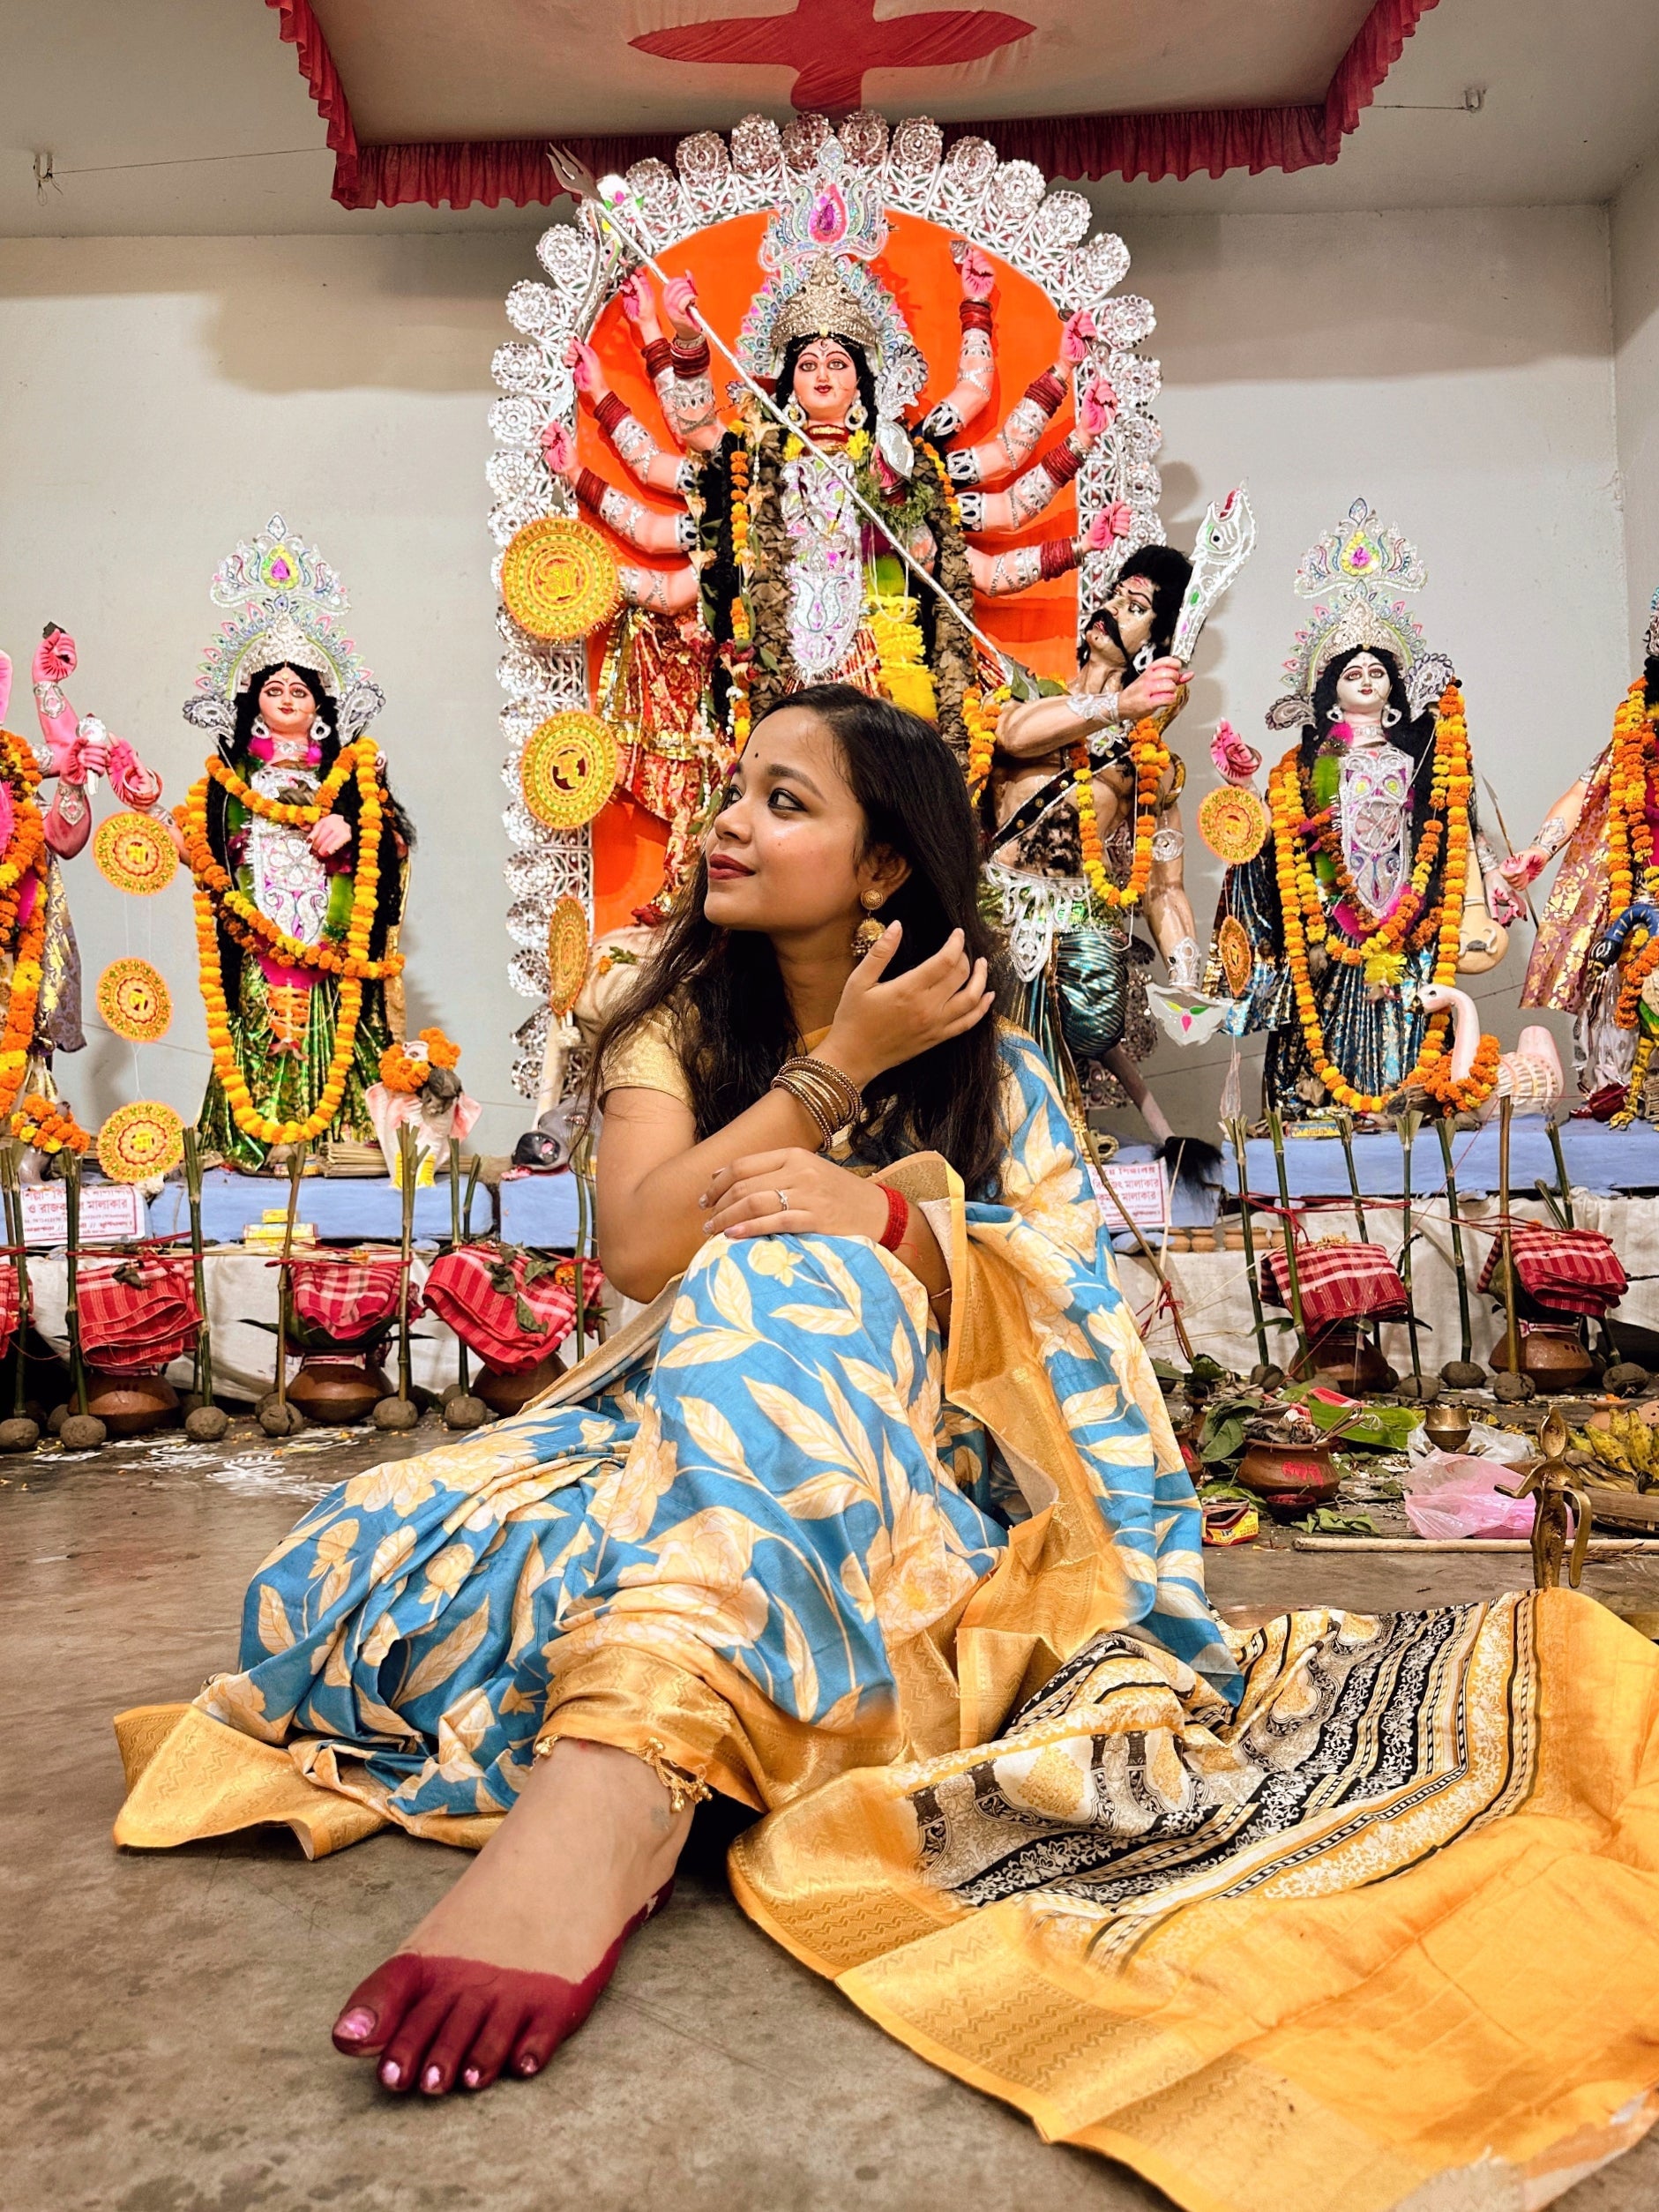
left=332, top=1880, right=673, bottom=2095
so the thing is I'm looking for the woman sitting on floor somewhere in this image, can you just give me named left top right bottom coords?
left=115, top=684, right=1219, bottom=2095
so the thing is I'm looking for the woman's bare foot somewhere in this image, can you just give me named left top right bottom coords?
left=332, top=1737, right=691, bottom=2096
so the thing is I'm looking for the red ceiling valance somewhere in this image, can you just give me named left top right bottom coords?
left=268, top=0, right=1439, bottom=213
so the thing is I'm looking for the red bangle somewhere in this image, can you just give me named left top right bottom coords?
left=1025, top=370, right=1065, bottom=417
left=671, top=336, right=710, bottom=375
left=1042, top=439, right=1083, bottom=489
left=878, top=1184, right=911, bottom=1252
left=960, top=299, right=993, bottom=332
left=594, top=389, right=629, bottom=436
left=643, top=338, right=673, bottom=380
left=573, top=467, right=608, bottom=513
left=1040, top=536, right=1080, bottom=580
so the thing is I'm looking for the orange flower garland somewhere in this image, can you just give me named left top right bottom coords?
left=728, top=441, right=754, bottom=753
left=1270, top=683, right=1498, bottom=1115
left=11, top=1092, right=90, bottom=1155
left=206, top=747, right=356, bottom=826
left=378, top=1027, right=461, bottom=1094
left=1599, top=679, right=1659, bottom=1036
left=962, top=684, right=1007, bottom=797
left=1072, top=719, right=1170, bottom=910
left=0, top=731, right=50, bottom=1126
left=187, top=737, right=396, bottom=1147
left=1421, top=1030, right=1502, bottom=1114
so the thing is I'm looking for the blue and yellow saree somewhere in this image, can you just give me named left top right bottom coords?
left=113, top=1033, right=1659, bottom=2210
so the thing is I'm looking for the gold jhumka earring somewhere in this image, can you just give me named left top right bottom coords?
left=852, top=890, right=886, bottom=956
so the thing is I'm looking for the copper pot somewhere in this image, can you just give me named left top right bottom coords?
left=473, top=1349, right=566, bottom=1417
left=1300, top=1324, right=1393, bottom=1396
left=1423, top=1402, right=1473, bottom=1453
left=288, top=1356, right=392, bottom=1427
left=84, top=1371, right=179, bottom=1437
left=1236, top=1440, right=1341, bottom=1521
left=1489, top=1326, right=1595, bottom=1396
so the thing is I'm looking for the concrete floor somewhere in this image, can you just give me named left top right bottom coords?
left=9, top=1421, right=1659, bottom=2212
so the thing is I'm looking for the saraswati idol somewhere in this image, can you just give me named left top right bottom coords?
left=176, top=518, right=414, bottom=1171
left=1211, top=500, right=1522, bottom=1121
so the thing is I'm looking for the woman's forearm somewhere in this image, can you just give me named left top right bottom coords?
left=596, top=1087, right=830, bottom=1300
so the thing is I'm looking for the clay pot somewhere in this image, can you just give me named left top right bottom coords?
left=288, top=1356, right=392, bottom=1428
left=1488, top=1326, right=1595, bottom=1396
left=1300, top=1325, right=1393, bottom=1396
left=473, top=1351, right=565, bottom=1418
left=83, top=1371, right=179, bottom=1438
left=1236, top=1440, right=1341, bottom=1521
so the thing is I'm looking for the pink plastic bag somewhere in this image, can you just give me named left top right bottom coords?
left=1402, top=1449, right=1536, bottom=1542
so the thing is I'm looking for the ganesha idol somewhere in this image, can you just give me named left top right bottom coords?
left=0, top=626, right=163, bottom=1121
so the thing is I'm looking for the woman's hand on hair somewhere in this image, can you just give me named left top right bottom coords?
left=699, top=1147, right=889, bottom=1244
left=310, top=813, right=351, bottom=860
left=822, top=923, right=993, bottom=1088
left=1116, top=656, right=1184, bottom=724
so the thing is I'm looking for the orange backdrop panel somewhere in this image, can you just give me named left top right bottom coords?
left=577, top=209, right=1081, bottom=932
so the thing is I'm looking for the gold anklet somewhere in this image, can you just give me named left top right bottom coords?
left=643, top=1737, right=713, bottom=1813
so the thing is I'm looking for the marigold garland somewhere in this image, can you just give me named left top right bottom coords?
left=0, top=732, right=50, bottom=1126
left=186, top=736, right=395, bottom=1148
left=1269, top=683, right=1496, bottom=1116
left=12, top=1092, right=90, bottom=1155
left=962, top=684, right=1007, bottom=798
left=727, top=442, right=754, bottom=753
left=1072, top=719, right=1170, bottom=911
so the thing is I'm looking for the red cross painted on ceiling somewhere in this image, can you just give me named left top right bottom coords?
left=631, top=0, right=1036, bottom=116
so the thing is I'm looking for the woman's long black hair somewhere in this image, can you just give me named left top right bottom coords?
left=591, top=684, right=1012, bottom=1199
left=206, top=661, right=413, bottom=1000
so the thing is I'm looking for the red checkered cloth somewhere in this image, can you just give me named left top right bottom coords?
left=0, top=1263, right=27, bottom=1358
left=1259, top=1239, right=1409, bottom=1330
left=288, top=1254, right=420, bottom=1345
left=78, top=1254, right=198, bottom=1375
left=1477, top=1221, right=1626, bottom=1317
left=422, top=1245, right=596, bottom=1376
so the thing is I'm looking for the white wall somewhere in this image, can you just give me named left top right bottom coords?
left=0, top=206, right=1628, bottom=1152
left=1615, top=138, right=1659, bottom=655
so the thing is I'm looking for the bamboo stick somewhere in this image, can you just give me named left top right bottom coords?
left=1, top=1143, right=31, bottom=1419
left=1394, top=1110, right=1424, bottom=1385
left=1265, top=1110, right=1308, bottom=1369
left=1498, top=1095, right=1522, bottom=1380
left=447, top=1142, right=469, bottom=1396
left=275, top=1143, right=308, bottom=1415
left=1335, top=1108, right=1386, bottom=1359
left=63, top=1151, right=87, bottom=1416
left=183, top=1127, right=213, bottom=1408
left=1435, top=1117, right=1474, bottom=1368
left=1226, top=1117, right=1272, bottom=1369
left=396, top=1122, right=416, bottom=1404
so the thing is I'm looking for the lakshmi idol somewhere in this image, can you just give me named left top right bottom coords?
left=1213, top=500, right=1522, bottom=1120
left=1501, top=587, right=1659, bottom=1120
left=540, top=154, right=1121, bottom=766
left=0, top=626, right=162, bottom=1113
left=175, top=518, right=413, bottom=1171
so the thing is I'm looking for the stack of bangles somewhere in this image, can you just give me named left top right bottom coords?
left=771, top=1053, right=861, bottom=1147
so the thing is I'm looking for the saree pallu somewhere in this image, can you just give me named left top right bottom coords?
left=1522, top=751, right=1611, bottom=1015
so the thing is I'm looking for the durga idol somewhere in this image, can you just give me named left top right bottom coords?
left=541, top=161, right=1123, bottom=766
left=176, top=518, right=414, bottom=1172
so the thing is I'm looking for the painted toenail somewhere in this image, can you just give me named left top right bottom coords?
left=381, top=2061, right=401, bottom=2087
left=462, top=2067, right=481, bottom=2089
left=422, top=2066, right=443, bottom=2092
left=517, top=2055, right=540, bottom=2075
left=337, top=2008, right=376, bottom=2039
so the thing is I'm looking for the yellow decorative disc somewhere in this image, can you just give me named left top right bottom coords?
left=96, top=959, right=173, bottom=1043
left=1217, top=914, right=1254, bottom=998
left=94, top=811, right=177, bottom=896
left=501, top=517, right=622, bottom=643
left=1198, top=785, right=1270, bottom=866
left=520, top=712, right=619, bottom=832
left=547, top=896, right=590, bottom=1019
left=97, top=1099, right=184, bottom=1183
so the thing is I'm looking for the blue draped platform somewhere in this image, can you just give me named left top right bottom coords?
left=146, top=1170, right=496, bottom=1244
left=1222, top=1119, right=1659, bottom=1200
